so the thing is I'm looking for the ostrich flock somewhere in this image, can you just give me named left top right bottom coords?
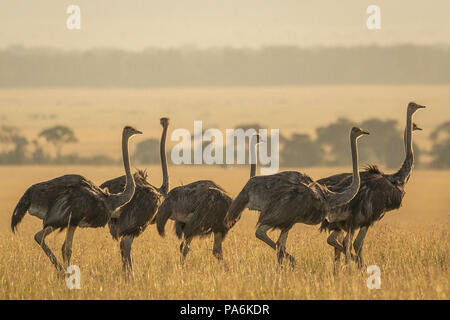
left=10, top=102, right=425, bottom=277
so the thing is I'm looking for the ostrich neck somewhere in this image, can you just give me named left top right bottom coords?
left=394, top=112, right=413, bottom=184
left=403, top=127, right=407, bottom=153
left=159, top=125, right=169, bottom=195
left=107, top=133, right=135, bottom=211
left=250, top=136, right=258, bottom=178
left=327, top=134, right=360, bottom=208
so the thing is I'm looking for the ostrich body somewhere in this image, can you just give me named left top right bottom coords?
left=318, top=102, right=425, bottom=271
left=154, top=134, right=261, bottom=263
left=11, top=126, right=142, bottom=274
left=100, top=118, right=169, bottom=273
left=225, top=127, right=369, bottom=267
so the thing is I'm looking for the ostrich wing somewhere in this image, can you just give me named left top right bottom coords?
left=181, top=187, right=232, bottom=239
left=25, top=174, right=99, bottom=218
left=277, top=171, right=314, bottom=184
left=317, top=173, right=351, bottom=190
left=100, top=171, right=162, bottom=239
left=43, top=183, right=111, bottom=230
left=320, top=167, right=404, bottom=229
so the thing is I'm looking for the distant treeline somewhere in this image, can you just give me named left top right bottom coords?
left=1, top=119, right=449, bottom=169
left=0, top=45, right=449, bottom=87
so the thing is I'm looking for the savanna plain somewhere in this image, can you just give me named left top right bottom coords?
left=0, top=87, right=449, bottom=299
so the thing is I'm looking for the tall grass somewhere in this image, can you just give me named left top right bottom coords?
left=0, top=166, right=448, bottom=299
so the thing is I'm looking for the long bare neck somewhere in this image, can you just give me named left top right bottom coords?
left=394, top=112, right=413, bottom=184
left=159, top=124, right=169, bottom=195
left=250, top=136, right=258, bottom=178
left=403, top=126, right=408, bottom=153
left=327, top=134, right=361, bottom=207
left=107, top=132, right=136, bottom=211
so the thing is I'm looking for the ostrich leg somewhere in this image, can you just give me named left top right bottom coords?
left=34, top=226, right=65, bottom=273
left=62, top=225, right=76, bottom=266
left=327, top=230, right=357, bottom=264
left=255, top=224, right=276, bottom=250
left=330, top=231, right=344, bottom=275
left=353, top=226, right=368, bottom=269
left=275, top=228, right=296, bottom=268
left=180, top=237, right=192, bottom=264
left=256, top=225, right=296, bottom=267
left=344, top=229, right=355, bottom=264
left=120, top=235, right=134, bottom=274
left=327, top=230, right=345, bottom=253
left=212, top=232, right=224, bottom=260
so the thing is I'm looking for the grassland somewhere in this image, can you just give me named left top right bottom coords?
left=0, top=165, right=448, bottom=300
left=0, top=86, right=448, bottom=299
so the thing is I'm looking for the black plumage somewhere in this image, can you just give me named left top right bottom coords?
left=318, top=103, right=425, bottom=271
left=226, top=172, right=327, bottom=230
left=154, top=134, right=261, bottom=263
left=10, top=126, right=142, bottom=274
left=317, top=165, right=406, bottom=271
left=100, top=170, right=163, bottom=240
left=156, top=181, right=232, bottom=239
left=318, top=165, right=404, bottom=232
left=99, top=117, right=169, bottom=274
left=155, top=180, right=232, bottom=262
left=225, top=128, right=369, bottom=268
left=12, top=175, right=113, bottom=231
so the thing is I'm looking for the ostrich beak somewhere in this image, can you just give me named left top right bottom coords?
left=362, top=131, right=370, bottom=135
left=418, top=105, right=426, bottom=109
left=135, top=130, right=143, bottom=135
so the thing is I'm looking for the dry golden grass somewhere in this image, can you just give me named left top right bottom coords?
left=0, top=86, right=448, bottom=299
left=0, top=165, right=448, bottom=300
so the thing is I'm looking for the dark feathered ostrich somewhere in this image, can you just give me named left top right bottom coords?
left=100, top=118, right=169, bottom=274
left=225, top=127, right=369, bottom=267
left=318, top=102, right=425, bottom=272
left=11, top=126, right=142, bottom=274
left=154, top=134, right=261, bottom=263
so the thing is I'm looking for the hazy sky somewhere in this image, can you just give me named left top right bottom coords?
left=0, top=0, right=449, bottom=50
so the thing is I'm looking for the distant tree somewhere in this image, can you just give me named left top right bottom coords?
left=234, top=123, right=264, bottom=132
left=429, top=121, right=450, bottom=169
left=429, top=121, right=450, bottom=142
left=360, top=118, right=404, bottom=168
left=0, top=125, right=29, bottom=164
left=316, top=118, right=357, bottom=165
left=133, top=138, right=160, bottom=165
left=38, top=125, right=77, bottom=159
left=280, top=133, right=324, bottom=167
left=31, top=139, right=48, bottom=164
left=8, top=135, right=28, bottom=164
left=315, top=117, right=421, bottom=168
left=0, top=125, right=19, bottom=153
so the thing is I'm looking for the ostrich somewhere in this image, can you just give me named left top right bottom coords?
left=406, top=122, right=422, bottom=150
left=10, top=126, right=142, bottom=274
left=225, top=127, right=369, bottom=267
left=100, top=118, right=169, bottom=274
left=318, top=102, right=425, bottom=272
left=154, top=134, right=261, bottom=263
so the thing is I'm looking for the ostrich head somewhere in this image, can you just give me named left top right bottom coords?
left=250, top=133, right=264, bottom=150
left=407, top=102, right=426, bottom=115
left=350, top=127, right=370, bottom=139
left=253, top=133, right=263, bottom=144
left=160, top=117, right=170, bottom=127
left=123, top=126, right=143, bottom=138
